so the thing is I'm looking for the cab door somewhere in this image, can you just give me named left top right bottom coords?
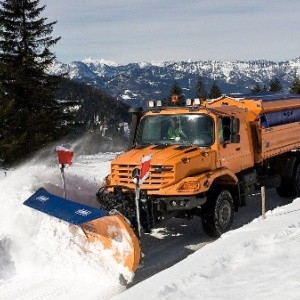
left=217, top=116, right=242, bottom=173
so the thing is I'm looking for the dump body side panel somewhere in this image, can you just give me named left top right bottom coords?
left=255, top=122, right=300, bottom=162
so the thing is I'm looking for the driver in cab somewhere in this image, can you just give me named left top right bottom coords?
left=168, top=118, right=186, bottom=140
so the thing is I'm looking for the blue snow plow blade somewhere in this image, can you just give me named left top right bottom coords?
left=23, top=188, right=109, bottom=225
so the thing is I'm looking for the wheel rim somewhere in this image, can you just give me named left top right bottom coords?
left=218, top=199, right=232, bottom=228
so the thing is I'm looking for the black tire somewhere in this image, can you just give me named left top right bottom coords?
left=276, top=177, right=293, bottom=198
left=201, top=189, right=234, bottom=238
left=294, top=162, right=300, bottom=197
left=277, top=162, right=300, bottom=198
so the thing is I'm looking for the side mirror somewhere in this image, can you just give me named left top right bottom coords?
left=231, top=134, right=240, bottom=143
left=231, top=118, right=240, bottom=134
left=127, top=107, right=143, bottom=150
left=219, top=116, right=240, bottom=144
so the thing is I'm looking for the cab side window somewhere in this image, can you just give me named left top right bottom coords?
left=218, top=117, right=231, bottom=143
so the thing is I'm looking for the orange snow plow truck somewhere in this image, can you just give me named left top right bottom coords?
left=24, top=93, right=300, bottom=272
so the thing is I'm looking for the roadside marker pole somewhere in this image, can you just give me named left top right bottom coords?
left=132, top=154, right=152, bottom=238
left=261, top=186, right=266, bottom=219
left=60, top=164, right=67, bottom=198
left=56, top=146, right=74, bottom=199
left=135, top=181, right=142, bottom=238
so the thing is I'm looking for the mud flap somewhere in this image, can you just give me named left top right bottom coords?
left=24, top=188, right=141, bottom=272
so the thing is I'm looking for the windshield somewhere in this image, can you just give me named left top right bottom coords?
left=136, top=114, right=214, bottom=147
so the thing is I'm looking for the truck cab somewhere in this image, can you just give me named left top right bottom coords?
left=98, top=98, right=247, bottom=236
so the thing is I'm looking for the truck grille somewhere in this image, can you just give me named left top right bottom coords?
left=111, top=164, right=174, bottom=189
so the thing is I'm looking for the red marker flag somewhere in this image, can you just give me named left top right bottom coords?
left=56, top=146, right=74, bottom=166
left=139, top=154, right=152, bottom=184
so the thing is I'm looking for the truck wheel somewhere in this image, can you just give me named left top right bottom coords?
left=201, top=189, right=234, bottom=238
left=277, top=162, right=300, bottom=198
left=276, top=177, right=293, bottom=198
left=290, top=162, right=300, bottom=197
left=294, top=163, right=300, bottom=196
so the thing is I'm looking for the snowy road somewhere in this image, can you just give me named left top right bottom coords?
left=130, top=187, right=289, bottom=286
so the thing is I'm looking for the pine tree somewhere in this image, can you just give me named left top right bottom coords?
left=251, top=83, right=262, bottom=94
left=262, top=84, right=268, bottom=93
left=0, top=0, right=68, bottom=165
left=168, top=80, right=185, bottom=106
left=289, top=70, right=300, bottom=94
left=195, top=76, right=207, bottom=99
left=269, top=77, right=283, bottom=92
left=209, top=81, right=222, bottom=99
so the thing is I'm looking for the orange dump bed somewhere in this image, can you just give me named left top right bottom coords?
left=208, top=94, right=300, bottom=123
left=209, top=94, right=300, bottom=162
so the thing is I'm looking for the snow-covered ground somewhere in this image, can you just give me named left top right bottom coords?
left=1, top=151, right=300, bottom=299
left=115, top=199, right=300, bottom=300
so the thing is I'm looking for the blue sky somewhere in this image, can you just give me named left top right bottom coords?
left=42, top=0, right=300, bottom=64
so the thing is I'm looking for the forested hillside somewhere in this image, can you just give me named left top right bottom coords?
left=55, top=77, right=131, bottom=154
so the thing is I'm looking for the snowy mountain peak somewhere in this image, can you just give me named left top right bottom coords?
left=49, top=57, right=300, bottom=105
left=82, top=58, right=119, bottom=67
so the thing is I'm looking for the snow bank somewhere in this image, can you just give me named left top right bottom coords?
left=114, top=199, right=300, bottom=300
left=0, top=153, right=130, bottom=300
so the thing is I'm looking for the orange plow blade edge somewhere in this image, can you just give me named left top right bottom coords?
left=23, top=188, right=141, bottom=272
left=81, top=213, right=141, bottom=272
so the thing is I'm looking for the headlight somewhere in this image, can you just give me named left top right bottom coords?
left=177, top=180, right=200, bottom=192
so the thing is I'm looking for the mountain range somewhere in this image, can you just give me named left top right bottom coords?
left=49, top=57, right=300, bottom=107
